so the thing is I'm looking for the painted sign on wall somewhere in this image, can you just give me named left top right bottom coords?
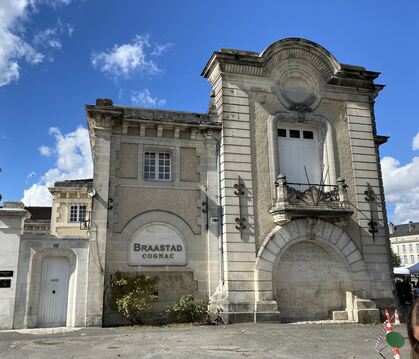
left=129, top=223, right=187, bottom=266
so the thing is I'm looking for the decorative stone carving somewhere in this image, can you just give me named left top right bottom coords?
left=270, top=174, right=353, bottom=225
left=272, top=62, right=321, bottom=112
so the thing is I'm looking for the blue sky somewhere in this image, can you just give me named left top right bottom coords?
left=0, top=0, right=418, bottom=224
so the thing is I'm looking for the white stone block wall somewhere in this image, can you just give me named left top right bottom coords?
left=215, top=75, right=258, bottom=312
left=0, top=205, right=28, bottom=329
left=346, top=101, right=393, bottom=301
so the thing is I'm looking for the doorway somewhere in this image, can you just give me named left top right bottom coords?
left=38, top=256, right=70, bottom=327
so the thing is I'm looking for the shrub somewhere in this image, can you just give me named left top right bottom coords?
left=111, top=272, right=159, bottom=325
left=166, top=294, right=209, bottom=323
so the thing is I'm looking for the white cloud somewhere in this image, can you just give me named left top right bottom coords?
left=130, top=88, right=166, bottom=108
left=412, top=132, right=419, bottom=151
left=22, top=126, right=93, bottom=206
left=151, top=43, right=173, bottom=57
left=33, top=28, right=62, bottom=49
left=39, top=145, right=52, bottom=156
left=382, top=152, right=419, bottom=224
left=91, top=34, right=171, bottom=79
left=0, top=0, right=73, bottom=87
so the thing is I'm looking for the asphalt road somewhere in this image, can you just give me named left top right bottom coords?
left=0, top=323, right=410, bottom=359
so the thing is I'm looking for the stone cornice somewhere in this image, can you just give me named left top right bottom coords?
left=201, top=38, right=383, bottom=92
left=86, top=105, right=220, bottom=131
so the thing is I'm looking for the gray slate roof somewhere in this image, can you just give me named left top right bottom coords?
left=54, top=178, right=93, bottom=187
left=390, top=222, right=419, bottom=238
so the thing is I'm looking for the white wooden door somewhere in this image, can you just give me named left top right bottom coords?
left=278, top=127, right=322, bottom=189
left=38, top=257, right=70, bottom=328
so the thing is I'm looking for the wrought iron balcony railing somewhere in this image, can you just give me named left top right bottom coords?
left=270, top=174, right=353, bottom=225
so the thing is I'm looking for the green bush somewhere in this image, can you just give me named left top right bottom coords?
left=166, top=294, right=209, bottom=323
left=111, top=272, right=159, bottom=325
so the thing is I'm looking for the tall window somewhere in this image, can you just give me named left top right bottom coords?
left=69, top=204, right=87, bottom=222
left=277, top=125, right=322, bottom=189
left=144, top=152, right=171, bottom=181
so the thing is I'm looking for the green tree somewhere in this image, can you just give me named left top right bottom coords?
left=391, top=249, right=402, bottom=267
left=111, top=272, right=159, bottom=325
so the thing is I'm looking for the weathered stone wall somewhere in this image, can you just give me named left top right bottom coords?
left=100, top=115, right=221, bottom=325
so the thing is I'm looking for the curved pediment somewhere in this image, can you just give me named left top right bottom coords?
left=260, top=38, right=341, bottom=82
left=201, top=37, right=382, bottom=92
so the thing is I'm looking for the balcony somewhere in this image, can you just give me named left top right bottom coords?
left=270, top=174, right=353, bottom=225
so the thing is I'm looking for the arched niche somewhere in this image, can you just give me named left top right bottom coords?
left=267, top=112, right=336, bottom=202
left=129, top=222, right=187, bottom=266
left=119, top=210, right=194, bottom=268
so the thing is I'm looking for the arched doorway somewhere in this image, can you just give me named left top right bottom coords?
left=273, top=240, right=351, bottom=322
left=38, top=256, right=70, bottom=327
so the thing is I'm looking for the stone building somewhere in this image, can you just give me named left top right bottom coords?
left=0, top=180, right=91, bottom=329
left=390, top=221, right=419, bottom=266
left=0, top=38, right=394, bottom=328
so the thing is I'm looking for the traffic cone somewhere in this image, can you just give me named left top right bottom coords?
left=385, top=319, right=393, bottom=333
left=393, top=347, right=401, bottom=359
left=394, top=309, right=401, bottom=326
left=385, top=308, right=391, bottom=322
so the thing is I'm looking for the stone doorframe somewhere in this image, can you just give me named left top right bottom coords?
left=254, top=218, right=371, bottom=309
left=26, top=248, right=77, bottom=328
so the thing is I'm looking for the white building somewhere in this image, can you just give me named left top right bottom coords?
left=390, top=222, right=419, bottom=266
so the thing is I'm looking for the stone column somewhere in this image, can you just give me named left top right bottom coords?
left=85, top=115, right=112, bottom=326
left=0, top=202, right=29, bottom=329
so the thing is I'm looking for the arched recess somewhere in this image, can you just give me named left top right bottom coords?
left=254, top=218, right=371, bottom=320
left=267, top=112, right=337, bottom=203
left=119, top=210, right=195, bottom=266
left=120, top=211, right=194, bottom=248
left=26, top=248, right=77, bottom=328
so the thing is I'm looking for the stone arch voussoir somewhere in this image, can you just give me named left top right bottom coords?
left=255, top=218, right=370, bottom=302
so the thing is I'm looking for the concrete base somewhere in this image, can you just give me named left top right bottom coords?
left=332, top=311, right=349, bottom=320
left=209, top=288, right=280, bottom=323
left=345, top=291, right=380, bottom=324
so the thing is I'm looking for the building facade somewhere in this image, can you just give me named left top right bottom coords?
left=0, top=38, right=394, bottom=328
left=390, top=222, right=419, bottom=266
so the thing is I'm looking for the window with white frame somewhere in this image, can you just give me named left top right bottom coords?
left=144, top=152, right=171, bottom=181
left=411, top=255, right=415, bottom=263
left=277, top=124, right=322, bottom=189
left=69, top=204, right=87, bottom=222
left=410, top=243, right=413, bottom=252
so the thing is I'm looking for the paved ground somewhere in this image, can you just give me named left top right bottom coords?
left=0, top=322, right=410, bottom=359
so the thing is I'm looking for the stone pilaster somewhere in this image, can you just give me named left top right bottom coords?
left=208, top=72, right=258, bottom=322
left=346, top=101, right=394, bottom=307
left=85, top=115, right=112, bottom=326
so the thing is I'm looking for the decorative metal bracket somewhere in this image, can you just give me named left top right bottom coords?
left=202, top=199, right=209, bottom=231
left=234, top=176, right=246, bottom=234
left=364, top=187, right=378, bottom=242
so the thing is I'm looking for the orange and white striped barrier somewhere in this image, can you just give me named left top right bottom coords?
left=394, top=309, right=401, bottom=326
